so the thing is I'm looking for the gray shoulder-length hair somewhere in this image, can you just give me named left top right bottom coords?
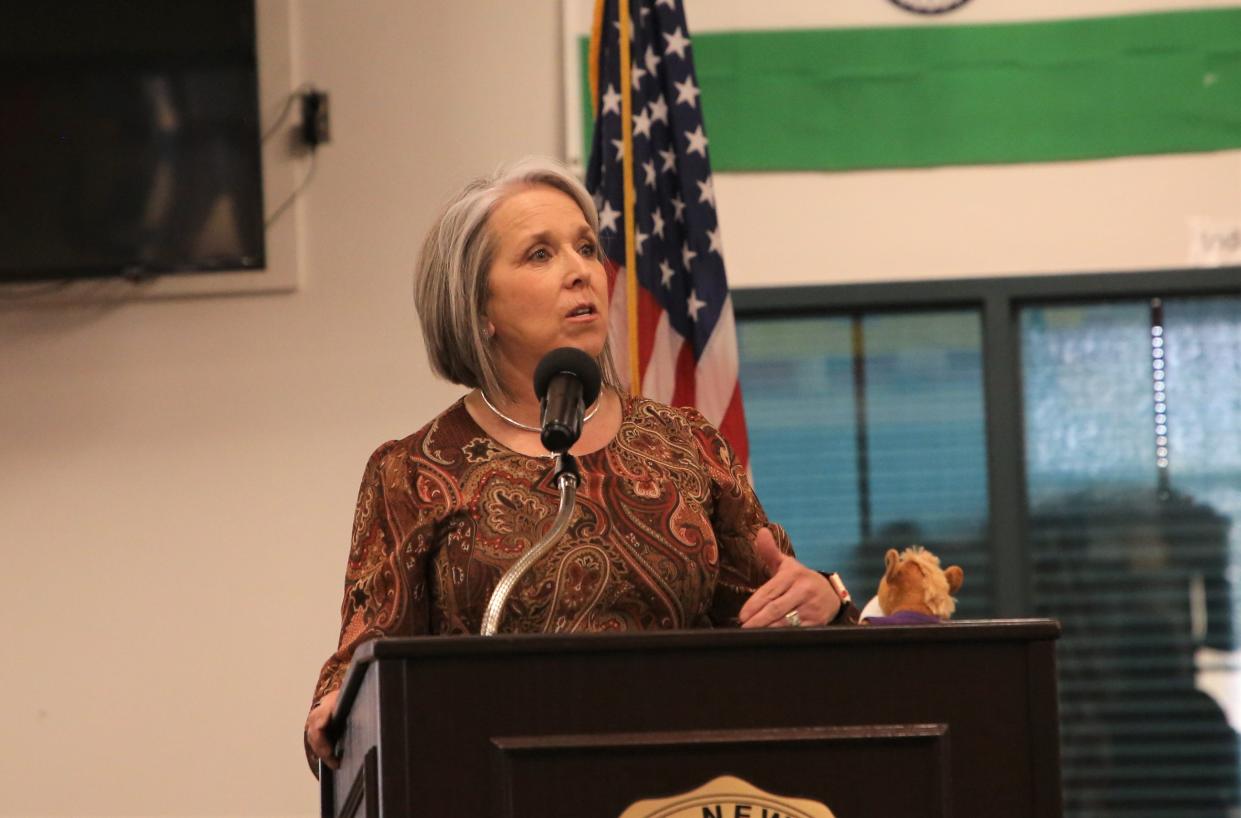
left=413, top=156, right=622, bottom=401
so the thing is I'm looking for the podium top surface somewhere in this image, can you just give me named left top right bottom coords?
left=332, top=618, right=1060, bottom=741
left=350, top=618, right=1059, bottom=665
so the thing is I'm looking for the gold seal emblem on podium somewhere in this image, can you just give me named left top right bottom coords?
left=619, top=775, right=836, bottom=818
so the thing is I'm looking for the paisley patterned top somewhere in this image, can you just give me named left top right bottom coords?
left=311, top=394, right=791, bottom=703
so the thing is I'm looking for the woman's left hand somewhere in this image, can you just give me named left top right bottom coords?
left=738, top=527, right=840, bottom=628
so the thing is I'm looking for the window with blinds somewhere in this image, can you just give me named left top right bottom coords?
left=1022, top=296, right=1241, bottom=817
left=737, top=309, right=991, bottom=617
left=736, top=292, right=1241, bottom=816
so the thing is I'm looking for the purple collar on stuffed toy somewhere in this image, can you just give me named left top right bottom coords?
left=864, top=610, right=943, bottom=625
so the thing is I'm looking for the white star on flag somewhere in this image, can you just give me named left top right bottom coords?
left=631, top=65, right=647, bottom=91
left=674, top=75, right=700, bottom=108
left=687, top=289, right=707, bottom=321
left=685, top=125, right=708, bottom=157
left=598, top=200, right=620, bottom=233
left=697, top=175, right=715, bottom=206
left=642, top=159, right=656, bottom=188
left=671, top=193, right=685, bottom=221
left=611, top=138, right=625, bottom=161
left=682, top=243, right=697, bottom=270
left=659, top=260, right=676, bottom=288
left=658, top=147, right=676, bottom=173
left=652, top=209, right=665, bottom=238
left=649, top=95, right=669, bottom=125
left=635, top=228, right=649, bottom=255
left=601, top=84, right=621, bottom=116
left=633, top=108, right=652, bottom=139
left=707, top=226, right=722, bottom=254
left=663, top=26, right=690, bottom=59
left=644, top=45, right=661, bottom=75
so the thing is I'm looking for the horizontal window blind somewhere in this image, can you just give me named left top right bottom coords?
left=1023, top=297, right=1241, bottom=816
left=738, top=310, right=990, bottom=616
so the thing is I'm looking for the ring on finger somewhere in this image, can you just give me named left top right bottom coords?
left=784, top=609, right=802, bottom=627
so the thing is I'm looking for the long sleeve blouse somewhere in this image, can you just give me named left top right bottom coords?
left=310, top=394, right=791, bottom=705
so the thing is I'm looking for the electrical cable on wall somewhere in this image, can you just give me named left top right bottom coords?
left=265, top=150, right=319, bottom=228
left=264, top=87, right=330, bottom=229
left=262, top=83, right=315, bottom=144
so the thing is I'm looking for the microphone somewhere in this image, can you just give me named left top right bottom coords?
left=533, top=347, right=602, bottom=453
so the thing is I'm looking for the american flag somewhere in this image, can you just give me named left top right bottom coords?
left=585, top=0, right=750, bottom=466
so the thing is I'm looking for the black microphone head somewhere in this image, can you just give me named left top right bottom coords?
left=533, top=347, right=602, bottom=406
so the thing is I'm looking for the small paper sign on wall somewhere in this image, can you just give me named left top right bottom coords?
left=1188, top=217, right=1241, bottom=267
left=618, top=775, right=836, bottom=818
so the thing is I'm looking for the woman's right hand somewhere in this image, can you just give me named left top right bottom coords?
left=305, top=689, right=341, bottom=770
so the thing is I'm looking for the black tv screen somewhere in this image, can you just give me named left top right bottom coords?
left=0, top=0, right=265, bottom=282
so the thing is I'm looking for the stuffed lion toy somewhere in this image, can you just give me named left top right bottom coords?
left=863, top=546, right=964, bottom=625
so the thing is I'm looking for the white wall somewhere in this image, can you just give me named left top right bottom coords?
left=0, top=2, right=563, bottom=816
left=0, top=1, right=1236, bottom=815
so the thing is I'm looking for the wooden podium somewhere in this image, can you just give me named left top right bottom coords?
left=321, top=619, right=1061, bottom=818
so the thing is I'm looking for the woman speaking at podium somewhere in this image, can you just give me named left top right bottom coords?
left=305, top=158, right=851, bottom=770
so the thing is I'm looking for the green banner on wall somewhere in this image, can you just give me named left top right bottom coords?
left=581, top=8, right=1241, bottom=171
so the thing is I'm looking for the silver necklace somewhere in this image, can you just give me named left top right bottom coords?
left=479, top=390, right=601, bottom=433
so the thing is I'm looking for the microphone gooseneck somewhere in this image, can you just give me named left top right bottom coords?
left=479, top=348, right=600, bottom=636
left=479, top=451, right=579, bottom=636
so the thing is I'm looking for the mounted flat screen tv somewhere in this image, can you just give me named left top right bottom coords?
left=0, top=0, right=265, bottom=282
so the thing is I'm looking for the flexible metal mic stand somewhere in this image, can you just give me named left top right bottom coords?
left=480, top=453, right=579, bottom=636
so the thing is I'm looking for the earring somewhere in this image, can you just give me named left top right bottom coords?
left=482, top=323, right=495, bottom=340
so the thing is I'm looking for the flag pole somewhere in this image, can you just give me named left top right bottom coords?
left=588, top=0, right=604, bottom=113
left=617, top=0, right=641, bottom=395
